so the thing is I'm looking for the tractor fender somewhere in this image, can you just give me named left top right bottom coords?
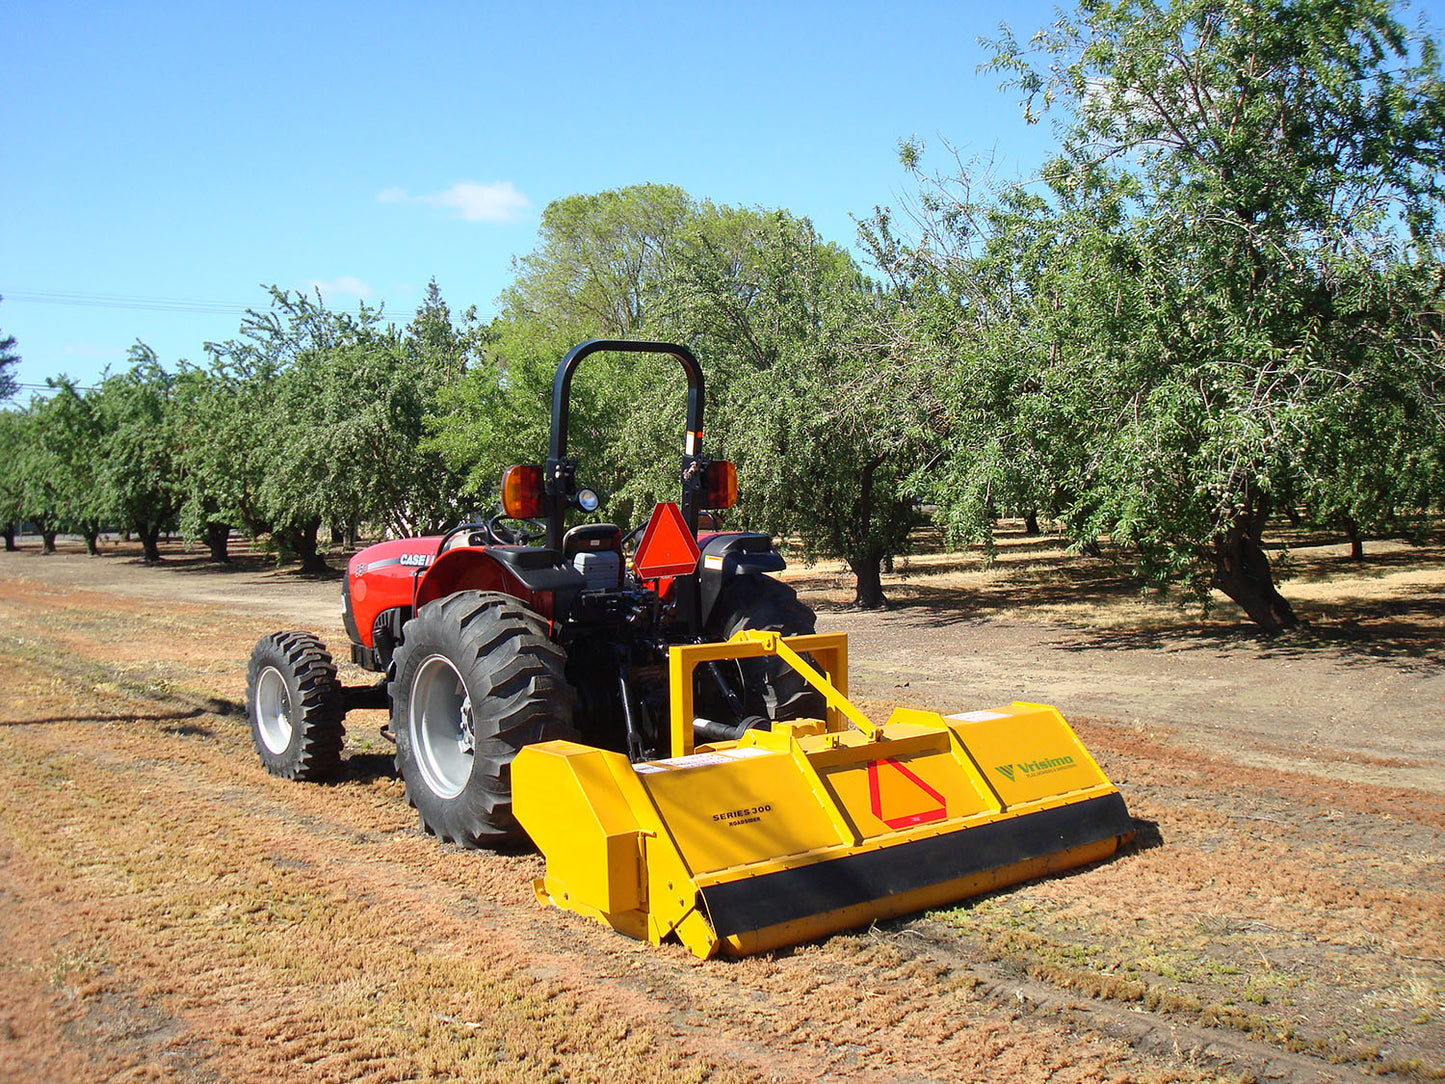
left=698, top=533, right=786, bottom=627
left=414, top=546, right=586, bottom=623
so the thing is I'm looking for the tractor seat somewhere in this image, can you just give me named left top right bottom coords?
left=563, top=524, right=623, bottom=591
left=562, top=523, right=623, bottom=559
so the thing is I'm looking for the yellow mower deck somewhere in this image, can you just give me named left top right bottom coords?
left=513, top=632, right=1133, bottom=958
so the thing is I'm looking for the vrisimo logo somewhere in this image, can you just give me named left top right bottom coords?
left=995, top=754, right=1075, bottom=781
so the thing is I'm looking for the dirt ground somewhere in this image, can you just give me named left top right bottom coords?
left=0, top=529, right=1441, bottom=1083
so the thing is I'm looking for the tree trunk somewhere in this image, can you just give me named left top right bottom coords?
left=848, top=555, right=887, bottom=609
left=82, top=525, right=100, bottom=556
left=2, top=524, right=15, bottom=551
left=205, top=522, right=231, bottom=563
left=1284, top=504, right=1302, bottom=528
left=1024, top=508, right=1041, bottom=535
left=844, top=455, right=889, bottom=609
left=286, top=521, right=330, bottom=574
left=1210, top=506, right=1298, bottom=634
left=37, top=521, right=56, bottom=554
left=138, top=523, right=163, bottom=563
left=1342, top=517, right=1364, bottom=561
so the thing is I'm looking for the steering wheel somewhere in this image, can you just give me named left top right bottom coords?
left=622, top=522, right=647, bottom=556
left=487, top=515, right=547, bottom=546
left=436, top=521, right=491, bottom=553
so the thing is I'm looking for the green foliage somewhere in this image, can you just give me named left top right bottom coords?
left=432, top=185, right=719, bottom=527
left=0, top=298, right=18, bottom=403
left=0, top=409, right=25, bottom=533
left=6, top=379, right=110, bottom=548
left=172, top=360, right=267, bottom=549
left=0, top=282, right=491, bottom=565
left=430, top=185, right=927, bottom=604
left=442, top=185, right=725, bottom=530
left=199, top=286, right=478, bottom=567
left=886, top=0, right=1445, bottom=631
left=500, top=184, right=698, bottom=337
left=90, top=347, right=185, bottom=559
left=666, top=210, right=931, bottom=605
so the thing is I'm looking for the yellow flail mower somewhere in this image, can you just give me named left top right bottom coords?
left=515, top=629, right=1132, bottom=959
left=245, top=340, right=1132, bottom=962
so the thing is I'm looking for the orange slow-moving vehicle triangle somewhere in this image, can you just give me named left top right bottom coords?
left=633, top=502, right=702, bottom=580
left=867, top=758, right=948, bottom=830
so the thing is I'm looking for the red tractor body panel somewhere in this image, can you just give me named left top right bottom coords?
left=347, top=538, right=557, bottom=649
left=347, top=537, right=442, bottom=648
left=414, top=548, right=548, bottom=618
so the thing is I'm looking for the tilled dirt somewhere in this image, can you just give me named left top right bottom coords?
left=1, top=540, right=1442, bottom=1083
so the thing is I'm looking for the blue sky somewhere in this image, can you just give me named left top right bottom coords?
left=3, top=1, right=1439, bottom=394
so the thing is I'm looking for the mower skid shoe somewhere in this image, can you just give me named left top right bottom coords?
left=514, top=701, right=1133, bottom=958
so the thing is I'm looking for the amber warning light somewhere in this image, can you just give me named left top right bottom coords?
left=701, top=460, right=737, bottom=510
left=501, top=465, right=545, bottom=519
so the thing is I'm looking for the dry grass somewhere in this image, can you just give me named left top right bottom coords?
left=0, top=580, right=1186, bottom=1083
left=2, top=532, right=1444, bottom=1082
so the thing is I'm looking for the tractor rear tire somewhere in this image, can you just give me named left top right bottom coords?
left=701, top=576, right=825, bottom=723
left=246, top=631, right=346, bottom=781
left=390, top=591, right=575, bottom=848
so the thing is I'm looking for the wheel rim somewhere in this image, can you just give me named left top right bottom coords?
left=254, top=665, right=294, bottom=754
left=409, top=654, right=475, bottom=800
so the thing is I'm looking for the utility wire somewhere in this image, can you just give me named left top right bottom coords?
left=1, top=289, right=251, bottom=316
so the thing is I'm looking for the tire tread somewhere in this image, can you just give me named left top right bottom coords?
left=390, top=591, right=575, bottom=847
left=246, top=630, right=345, bottom=781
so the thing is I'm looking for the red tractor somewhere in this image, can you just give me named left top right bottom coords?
left=245, top=340, right=821, bottom=846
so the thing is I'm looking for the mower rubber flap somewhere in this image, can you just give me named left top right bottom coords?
left=513, top=632, right=1133, bottom=958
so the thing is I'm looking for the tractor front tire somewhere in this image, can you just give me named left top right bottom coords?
left=701, top=576, right=825, bottom=723
left=246, top=631, right=346, bottom=781
left=390, top=591, right=575, bottom=848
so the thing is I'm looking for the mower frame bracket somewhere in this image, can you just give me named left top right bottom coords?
left=666, top=631, right=875, bottom=759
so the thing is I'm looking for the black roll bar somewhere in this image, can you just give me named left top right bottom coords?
left=545, top=340, right=707, bottom=552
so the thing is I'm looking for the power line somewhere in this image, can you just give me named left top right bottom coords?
left=1, top=288, right=251, bottom=316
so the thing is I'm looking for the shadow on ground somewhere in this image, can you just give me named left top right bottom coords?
left=337, top=752, right=396, bottom=784
left=805, top=529, right=1445, bottom=668
left=0, top=708, right=219, bottom=729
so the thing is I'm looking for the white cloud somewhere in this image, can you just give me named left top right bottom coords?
left=306, top=276, right=374, bottom=299
left=378, top=180, right=531, bottom=223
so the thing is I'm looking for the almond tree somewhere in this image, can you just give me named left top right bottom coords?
left=892, top=0, right=1445, bottom=632
left=91, top=348, right=184, bottom=562
left=0, top=409, right=22, bottom=549
left=436, top=189, right=932, bottom=606
left=665, top=210, right=931, bottom=608
left=0, top=332, right=18, bottom=404
left=198, top=286, right=478, bottom=570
